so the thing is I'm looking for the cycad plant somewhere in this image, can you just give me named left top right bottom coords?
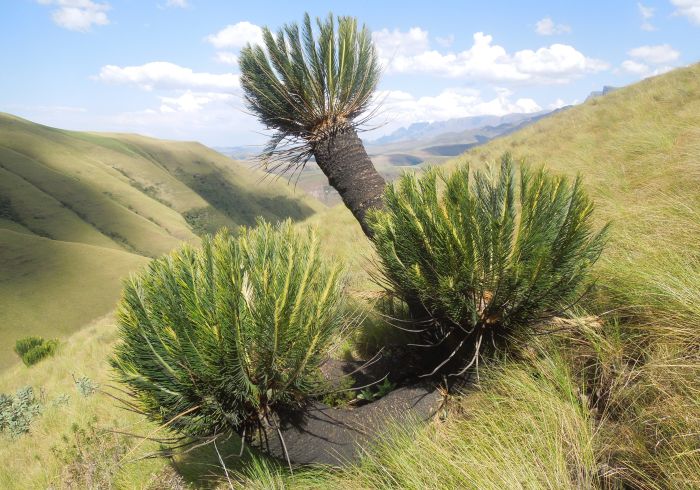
left=111, top=220, right=347, bottom=445
left=369, top=154, right=609, bottom=376
left=239, top=13, right=385, bottom=237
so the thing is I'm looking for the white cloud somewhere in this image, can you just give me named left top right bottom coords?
left=158, top=91, right=233, bottom=113
left=647, top=65, right=675, bottom=77
left=214, top=51, right=238, bottom=65
left=671, top=0, right=700, bottom=25
left=372, top=27, right=431, bottom=57
left=165, top=0, right=188, bottom=7
left=205, top=21, right=264, bottom=49
left=638, top=3, right=655, bottom=19
left=15, top=104, right=88, bottom=114
left=103, top=94, right=258, bottom=146
left=378, top=31, right=607, bottom=84
left=535, top=17, right=572, bottom=36
left=620, top=60, right=677, bottom=79
left=628, top=44, right=680, bottom=64
left=38, top=0, right=110, bottom=32
left=621, top=59, right=650, bottom=74
left=548, top=98, right=578, bottom=110
left=373, top=87, right=541, bottom=133
left=638, top=3, right=657, bottom=30
left=94, top=62, right=240, bottom=92
left=435, top=35, right=455, bottom=48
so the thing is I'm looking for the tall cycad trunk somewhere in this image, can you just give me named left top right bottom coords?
left=313, top=129, right=385, bottom=237
left=239, top=13, right=387, bottom=237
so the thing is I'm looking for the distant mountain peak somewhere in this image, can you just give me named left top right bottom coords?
left=585, top=85, right=618, bottom=102
left=369, top=112, right=549, bottom=146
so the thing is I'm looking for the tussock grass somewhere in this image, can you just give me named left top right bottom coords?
left=233, top=329, right=601, bottom=489
left=14, top=336, right=59, bottom=366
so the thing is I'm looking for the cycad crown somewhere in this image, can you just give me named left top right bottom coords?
left=239, top=13, right=380, bottom=169
left=239, top=13, right=386, bottom=238
left=111, top=220, right=347, bottom=438
left=369, top=154, right=609, bottom=376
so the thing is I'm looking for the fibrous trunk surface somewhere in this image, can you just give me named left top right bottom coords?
left=313, top=129, right=386, bottom=237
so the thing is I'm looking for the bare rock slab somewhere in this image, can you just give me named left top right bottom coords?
left=261, top=382, right=442, bottom=466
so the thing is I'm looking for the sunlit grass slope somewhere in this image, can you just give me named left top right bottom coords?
left=446, top=64, right=700, bottom=325
left=0, top=113, right=323, bottom=367
left=0, top=230, right=148, bottom=369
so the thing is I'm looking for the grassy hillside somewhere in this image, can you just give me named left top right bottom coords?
left=227, top=64, right=700, bottom=490
left=0, top=230, right=148, bottom=353
left=446, top=63, right=700, bottom=325
left=1, top=64, right=698, bottom=488
left=0, top=113, right=322, bottom=368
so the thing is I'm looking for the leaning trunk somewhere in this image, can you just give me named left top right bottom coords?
left=312, top=129, right=386, bottom=238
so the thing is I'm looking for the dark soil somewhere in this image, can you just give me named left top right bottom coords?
left=257, top=348, right=444, bottom=466
left=260, top=382, right=442, bottom=466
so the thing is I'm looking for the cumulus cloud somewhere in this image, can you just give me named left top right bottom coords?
left=638, top=3, right=656, bottom=31
left=621, top=59, right=651, bottom=74
left=620, top=60, right=676, bottom=79
left=165, top=0, right=188, bottom=7
left=159, top=91, right=233, bottom=113
left=435, top=35, right=455, bottom=48
left=671, top=0, right=700, bottom=25
left=104, top=94, right=258, bottom=146
left=372, top=27, right=431, bottom=57
left=94, top=61, right=240, bottom=91
left=38, top=0, right=110, bottom=32
left=548, top=98, right=578, bottom=110
left=628, top=44, right=680, bottom=64
left=648, top=65, right=675, bottom=76
left=372, top=87, right=541, bottom=133
left=15, top=104, right=88, bottom=114
left=205, top=21, right=264, bottom=49
left=214, top=51, right=238, bottom=65
left=375, top=31, right=607, bottom=84
left=535, top=17, right=572, bottom=36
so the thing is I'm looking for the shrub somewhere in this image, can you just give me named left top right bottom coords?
left=14, top=336, right=59, bottom=366
left=111, top=220, right=347, bottom=441
left=74, top=376, right=99, bottom=398
left=369, top=153, right=608, bottom=376
left=0, top=386, right=42, bottom=438
left=51, top=418, right=130, bottom=489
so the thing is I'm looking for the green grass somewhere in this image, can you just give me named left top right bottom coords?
left=0, top=64, right=698, bottom=488
left=0, top=113, right=323, bottom=367
left=0, top=230, right=149, bottom=369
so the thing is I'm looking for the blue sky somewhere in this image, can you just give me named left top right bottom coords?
left=1, top=0, right=699, bottom=146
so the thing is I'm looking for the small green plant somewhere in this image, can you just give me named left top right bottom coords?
left=369, top=153, right=609, bottom=376
left=51, top=393, right=71, bottom=407
left=51, top=417, right=130, bottom=489
left=74, top=376, right=99, bottom=398
left=111, top=220, right=348, bottom=443
left=357, top=378, right=395, bottom=402
left=0, top=386, right=42, bottom=438
left=14, top=336, right=59, bottom=366
left=321, top=376, right=357, bottom=407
